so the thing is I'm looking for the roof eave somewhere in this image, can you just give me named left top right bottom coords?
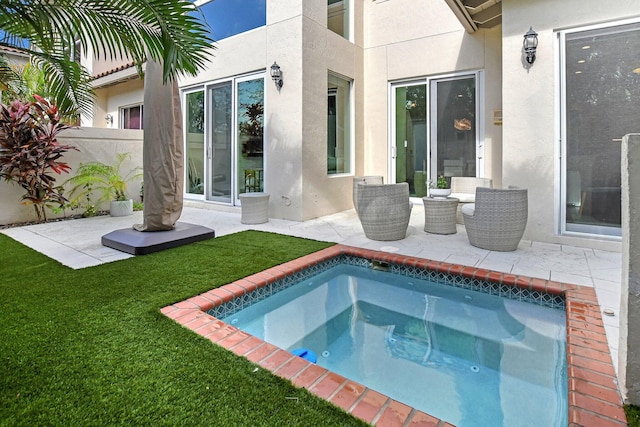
left=444, top=0, right=479, bottom=33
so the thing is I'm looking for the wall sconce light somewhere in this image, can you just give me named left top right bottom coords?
left=523, top=27, right=539, bottom=65
left=105, top=113, right=113, bottom=125
left=270, top=61, right=283, bottom=90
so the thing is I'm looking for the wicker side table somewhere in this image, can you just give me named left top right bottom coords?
left=422, top=197, right=459, bottom=234
left=239, top=192, right=270, bottom=224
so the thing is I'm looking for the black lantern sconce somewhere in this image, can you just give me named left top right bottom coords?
left=270, top=61, right=283, bottom=90
left=523, top=27, right=539, bottom=65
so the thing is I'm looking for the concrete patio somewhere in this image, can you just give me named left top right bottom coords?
left=1, top=201, right=623, bottom=375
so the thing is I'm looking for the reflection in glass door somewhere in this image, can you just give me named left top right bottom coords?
left=236, top=77, right=264, bottom=200
left=430, top=76, right=477, bottom=186
left=393, top=83, right=428, bottom=197
left=209, top=82, right=232, bottom=203
left=185, top=90, right=205, bottom=196
left=561, top=22, right=640, bottom=236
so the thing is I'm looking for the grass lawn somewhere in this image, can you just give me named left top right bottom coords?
left=0, top=230, right=367, bottom=426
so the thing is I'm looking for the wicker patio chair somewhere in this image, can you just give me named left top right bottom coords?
left=462, top=187, right=528, bottom=251
left=356, top=183, right=412, bottom=241
left=352, top=176, right=384, bottom=214
left=450, top=177, right=492, bottom=224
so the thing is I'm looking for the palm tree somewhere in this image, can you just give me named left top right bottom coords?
left=0, top=0, right=213, bottom=118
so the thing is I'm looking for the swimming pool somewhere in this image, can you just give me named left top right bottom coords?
left=162, top=244, right=626, bottom=426
left=221, top=263, right=567, bottom=426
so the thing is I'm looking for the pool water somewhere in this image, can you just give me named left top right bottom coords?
left=222, top=264, right=567, bottom=427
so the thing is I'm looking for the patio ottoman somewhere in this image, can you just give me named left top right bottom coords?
left=239, top=192, right=270, bottom=224
left=423, top=197, right=459, bottom=234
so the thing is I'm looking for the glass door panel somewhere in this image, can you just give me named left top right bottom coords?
left=185, top=90, right=205, bottom=196
left=209, top=83, right=233, bottom=203
left=430, top=76, right=476, bottom=187
left=236, top=78, right=265, bottom=199
left=393, top=83, right=428, bottom=197
left=562, top=22, right=640, bottom=235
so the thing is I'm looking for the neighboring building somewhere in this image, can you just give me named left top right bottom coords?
left=88, top=0, right=640, bottom=250
left=84, top=59, right=144, bottom=130
left=0, top=46, right=30, bottom=102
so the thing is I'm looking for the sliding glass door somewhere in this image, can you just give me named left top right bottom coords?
left=390, top=72, right=481, bottom=196
left=560, top=21, right=640, bottom=236
left=184, top=73, right=265, bottom=204
left=430, top=76, right=477, bottom=182
left=392, top=83, right=428, bottom=196
left=209, top=82, right=233, bottom=203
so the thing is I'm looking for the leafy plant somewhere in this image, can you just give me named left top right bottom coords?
left=65, top=152, right=142, bottom=204
left=0, top=0, right=214, bottom=118
left=0, top=63, right=80, bottom=125
left=0, top=96, right=77, bottom=222
left=437, top=175, right=449, bottom=189
left=428, top=175, right=449, bottom=189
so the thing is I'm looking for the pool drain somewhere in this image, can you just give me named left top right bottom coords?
left=470, top=366, right=480, bottom=373
left=322, top=350, right=330, bottom=358
left=231, top=318, right=238, bottom=325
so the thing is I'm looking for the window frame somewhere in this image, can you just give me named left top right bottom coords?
left=120, top=104, right=144, bottom=130
left=327, top=71, right=354, bottom=177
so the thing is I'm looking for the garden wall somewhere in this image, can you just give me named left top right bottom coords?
left=0, top=128, right=143, bottom=226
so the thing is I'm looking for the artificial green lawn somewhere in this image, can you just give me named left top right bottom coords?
left=0, top=230, right=367, bottom=426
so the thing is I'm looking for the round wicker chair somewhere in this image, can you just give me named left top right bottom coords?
left=356, top=183, right=412, bottom=241
left=462, top=187, right=528, bottom=251
left=352, top=176, right=384, bottom=214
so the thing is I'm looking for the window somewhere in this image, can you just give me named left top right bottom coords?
left=328, top=0, right=350, bottom=39
left=121, top=105, right=143, bottom=130
left=560, top=21, right=640, bottom=236
left=328, top=73, right=352, bottom=175
left=195, top=0, right=266, bottom=40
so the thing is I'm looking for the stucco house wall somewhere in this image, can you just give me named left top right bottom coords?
left=179, top=0, right=365, bottom=222
left=501, top=0, right=639, bottom=251
left=362, top=0, right=503, bottom=189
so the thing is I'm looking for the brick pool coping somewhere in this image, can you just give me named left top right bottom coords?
left=161, top=244, right=627, bottom=426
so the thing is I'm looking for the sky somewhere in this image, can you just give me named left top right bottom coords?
left=194, top=0, right=266, bottom=41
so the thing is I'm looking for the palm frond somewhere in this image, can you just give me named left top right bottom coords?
left=1, top=0, right=214, bottom=83
left=0, top=0, right=214, bottom=118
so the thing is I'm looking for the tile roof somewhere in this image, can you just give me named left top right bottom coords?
left=92, top=61, right=138, bottom=79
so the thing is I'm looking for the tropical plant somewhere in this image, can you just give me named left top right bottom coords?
left=0, top=95, right=77, bottom=222
left=428, top=175, right=449, bottom=189
left=0, top=0, right=214, bottom=118
left=65, top=152, right=142, bottom=205
left=239, top=101, right=264, bottom=156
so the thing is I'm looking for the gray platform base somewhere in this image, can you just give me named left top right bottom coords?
left=102, top=222, right=215, bottom=255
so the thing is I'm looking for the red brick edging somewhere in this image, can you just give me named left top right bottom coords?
left=161, top=244, right=627, bottom=427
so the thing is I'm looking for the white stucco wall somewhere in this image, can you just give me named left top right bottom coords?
left=501, top=0, right=639, bottom=250
left=0, top=128, right=143, bottom=225
left=177, top=0, right=366, bottom=221
left=362, top=0, right=503, bottom=187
